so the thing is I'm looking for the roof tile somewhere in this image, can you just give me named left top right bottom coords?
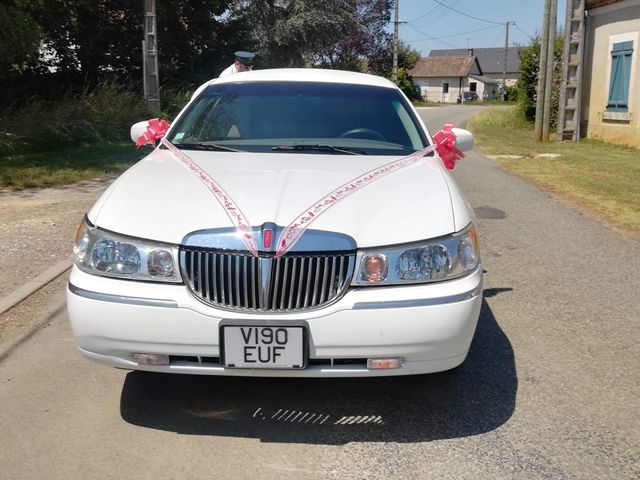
left=409, top=56, right=477, bottom=78
left=429, top=47, right=523, bottom=74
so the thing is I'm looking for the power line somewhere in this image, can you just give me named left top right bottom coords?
left=513, top=23, right=533, bottom=40
left=406, top=1, right=443, bottom=23
left=405, top=24, right=503, bottom=43
left=406, top=0, right=459, bottom=24
left=424, top=0, right=461, bottom=26
left=431, top=0, right=504, bottom=26
left=490, top=25, right=506, bottom=47
left=404, top=23, right=460, bottom=49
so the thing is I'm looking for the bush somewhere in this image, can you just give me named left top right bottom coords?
left=160, top=86, right=194, bottom=120
left=516, top=36, right=563, bottom=128
left=0, top=82, right=152, bottom=155
left=505, top=84, right=518, bottom=102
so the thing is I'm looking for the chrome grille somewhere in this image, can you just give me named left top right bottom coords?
left=180, top=249, right=355, bottom=312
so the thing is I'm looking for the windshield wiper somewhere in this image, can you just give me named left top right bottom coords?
left=172, top=142, right=243, bottom=152
left=272, top=144, right=366, bottom=155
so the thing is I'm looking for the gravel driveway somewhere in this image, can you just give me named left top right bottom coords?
left=0, top=180, right=110, bottom=347
left=0, top=180, right=111, bottom=296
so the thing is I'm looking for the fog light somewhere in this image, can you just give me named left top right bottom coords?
left=361, top=254, right=389, bottom=283
left=148, top=250, right=175, bottom=277
left=133, top=353, right=170, bottom=365
left=367, top=358, right=403, bottom=369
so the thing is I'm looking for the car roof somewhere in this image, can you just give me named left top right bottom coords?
left=211, top=68, right=397, bottom=89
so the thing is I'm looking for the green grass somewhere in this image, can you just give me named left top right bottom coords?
left=0, top=82, right=195, bottom=190
left=412, top=100, right=442, bottom=107
left=0, top=142, right=147, bottom=190
left=481, top=99, right=517, bottom=106
left=468, top=106, right=640, bottom=237
left=0, top=84, right=153, bottom=156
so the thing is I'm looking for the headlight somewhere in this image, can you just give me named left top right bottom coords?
left=353, top=224, right=480, bottom=286
left=74, top=218, right=182, bottom=283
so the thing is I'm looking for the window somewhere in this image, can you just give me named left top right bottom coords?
left=607, top=41, right=633, bottom=112
left=442, top=82, right=449, bottom=94
left=469, top=82, right=477, bottom=93
left=168, top=82, right=428, bottom=155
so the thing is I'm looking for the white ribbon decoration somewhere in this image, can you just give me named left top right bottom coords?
left=161, top=138, right=437, bottom=257
left=274, top=144, right=437, bottom=256
left=160, top=138, right=259, bottom=256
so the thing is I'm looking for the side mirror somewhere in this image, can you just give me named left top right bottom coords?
left=451, top=127, right=474, bottom=152
left=130, top=121, right=150, bottom=144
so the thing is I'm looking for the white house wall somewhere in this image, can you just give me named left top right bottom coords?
left=413, top=77, right=462, bottom=103
left=414, top=77, right=497, bottom=103
left=581, top=1, right=640, bottom=147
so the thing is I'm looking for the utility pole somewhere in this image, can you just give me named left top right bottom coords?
left=392, top=0, right=399, bottom=84
left=143, top=0, right=160, bottom=112
left=542, top=0, right=557, bottom=141
left=502, top=21, right=512, bottom=101
left=534, top=0, right=552, bottom=141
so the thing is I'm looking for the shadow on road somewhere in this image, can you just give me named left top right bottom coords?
left=120, top=295, right=516, bottom=444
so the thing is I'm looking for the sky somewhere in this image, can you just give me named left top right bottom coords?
left=396, top=0, right=567, bottom=55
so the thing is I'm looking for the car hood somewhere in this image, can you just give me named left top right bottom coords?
left=89, top=149, right=460, bottom=248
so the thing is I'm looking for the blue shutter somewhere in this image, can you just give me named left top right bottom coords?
left=607, top=41, right=633, bottom=112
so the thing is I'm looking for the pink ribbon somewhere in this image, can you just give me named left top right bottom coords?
left=274, top=144, right=438, bottom=256
left=136, top=119, right=170, bottom=149
left=148, top=122, right=460, bottom=257
left=160, top=138, right=259, bottom=256
left=274, top=124, right=462, bottom=256
left=432, top=123, right=464, bottom=169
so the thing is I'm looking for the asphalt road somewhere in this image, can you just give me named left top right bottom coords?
left=1, top=105, right=638, bottom=479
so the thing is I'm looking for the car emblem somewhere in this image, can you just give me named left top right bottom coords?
left=263, top=229, right=273, bottom=249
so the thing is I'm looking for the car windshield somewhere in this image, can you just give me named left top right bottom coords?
left=167, top=81, right=429, bottom=155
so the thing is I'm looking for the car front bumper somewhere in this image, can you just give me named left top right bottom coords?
left=66, top=265, right=483, bottom=377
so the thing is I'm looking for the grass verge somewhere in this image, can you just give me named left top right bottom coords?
left=468, top=106, right=640, bottom=237
left=412, top=100, right=442, bottom=107
left=0, top=142, right=146, bottom=190
left=0, top=84, right=153, bottom=156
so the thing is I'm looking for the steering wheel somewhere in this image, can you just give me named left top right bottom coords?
left=338, top=128, right=386, bottom=141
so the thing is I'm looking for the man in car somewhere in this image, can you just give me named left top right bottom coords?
left=219, top=51, right=255, bottom=77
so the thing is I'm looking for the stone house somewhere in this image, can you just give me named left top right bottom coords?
left=429, top=47, right=523, bottom=87
left=409, top=55, right=499, bottom=103
left=579, top=0, right=640, bottom=147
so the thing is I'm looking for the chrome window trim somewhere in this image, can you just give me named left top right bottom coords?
left=68, top=283, right=178, bottom=309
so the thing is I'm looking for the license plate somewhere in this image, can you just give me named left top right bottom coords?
left=222, top=326, right=305, bottom=369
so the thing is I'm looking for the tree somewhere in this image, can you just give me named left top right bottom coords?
left=517, top=34, right=563, bottom=126
left=0, top=1, right=43, bottom=80
left=1, top=0, right=401, bottom=102
left=235, top=0, right=391, bottom=70
left=311, top=0, right=392, bottom=72
left=31, top=0, right=239, bottom=84
left=368, top=40, right=421, bottom=99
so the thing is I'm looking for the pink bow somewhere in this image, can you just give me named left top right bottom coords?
left=135, top=118, right=171, bottom=149
left=432, top=123, right=464, bottom=170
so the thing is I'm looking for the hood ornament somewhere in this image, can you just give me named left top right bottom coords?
left=262, top=226, right=274, bottom=250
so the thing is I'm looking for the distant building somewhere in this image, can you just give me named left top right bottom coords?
left=409, top=55, right=499, bottom=103
left=429, top=47, right=524, bottom=87
left=576, top=0, right=640, bottom=147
